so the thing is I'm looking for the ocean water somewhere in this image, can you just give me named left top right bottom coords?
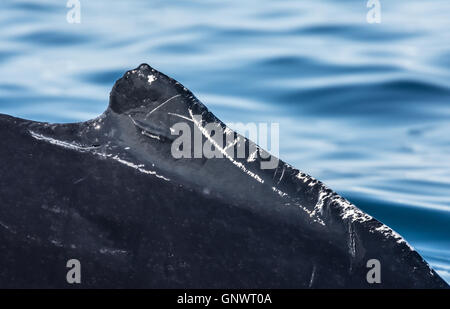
left=1, top=0, right=449, bottom=284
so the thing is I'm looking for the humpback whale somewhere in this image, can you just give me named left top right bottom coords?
left=0, top=64, right=447, bottom=288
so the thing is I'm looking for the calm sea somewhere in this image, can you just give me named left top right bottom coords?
left=1, top=0, right=449, bottom=283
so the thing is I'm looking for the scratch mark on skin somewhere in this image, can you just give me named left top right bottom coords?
left=309, top=265, right=316, bottom=288
left=99, top=247, right=128, bottom=255
left=96, top=153, right=170, bottom=181
left=273, top=187, right=325, bottom=226
left=373, top=224, right=414, bottom=251
left=50, top=239, right=63, bottom=247
left=272, top=166, right=279, bottom=180
left=223, top=138, right=238, bottom=151
left=0, top=221, right=9, bottom=229
left=128, top=115, right=162, bottom=140
left=272, top=186, right=289, bottom=198
left=311, top=190, right=326, bottom=217
left=128, top=115, right=140, bottom=126
left=0, top=220, right=16, bottom=234
left=141, top=130, right=161, bottom=140
left=146, top=94, right=182, bottom=118
left=348, top=222, right=356, bottom=259
left=277, top=166, right=285, bottom=185
left=73, top=177, right=87, bottom=184
left=29, top=131, right=98, bottom=152
left=167, top=112, right=193, bottom=122
left=247, top=148, right=258, bottom=162
left=189, top=109, right=265, bottom=184
left=187, top=111, right=326, bottom=226
left=29, top=131, right=170, bottom=182
left=298, top=171, right=373, bottom=224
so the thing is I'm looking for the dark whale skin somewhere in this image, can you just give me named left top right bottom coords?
left=0, top=64, right=447, bottom=288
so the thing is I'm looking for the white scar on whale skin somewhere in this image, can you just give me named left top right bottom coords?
left=311, top=190, right=327, bottom=217
left=247, top=149, right=258, bottom=162
left=167, top=112, right=193, bottom=122
left=276, top=166, right=285, bottom=185
left=188, top=110, right=326, bottom=225
left=296, top=171, right=373, bottom=224
left=309, top=265, right=316, bottom=288
left=97, top=153, right=170, bottom=181
left=128, top=115, right=162, bottom=140
left=29, top=131, right=98, bottom=151
left=272, top=187, right=288, bottom=198
left=147, top=75, right=156, bottom=84
left=141, top=130, right=161, bottom=140
left=272, top=186, right=325, bottom=226
left=99, top=247, right=128, bottom=256
left=297, top=171, right=415, bottom=250
left=373, top=224, right=414, bottom=251
left=29, top=130, right=170, bottom=182
left=188, top=109, right=265, bottom=184
left=0, top=220, right=16, bottom=234
left=146, top=94, right=182, bottom=118
left=223, top=138, right=238, bottom=151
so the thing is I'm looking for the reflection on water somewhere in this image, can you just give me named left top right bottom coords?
left=0, top=0, right=449, bottom=283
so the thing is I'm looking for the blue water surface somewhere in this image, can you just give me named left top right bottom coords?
left=1, top=0, right=449, bottom=283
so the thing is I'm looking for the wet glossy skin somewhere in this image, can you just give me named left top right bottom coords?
left=0, top=64, right=447, bottom=288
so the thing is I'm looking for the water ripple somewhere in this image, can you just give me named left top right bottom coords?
left=0, top=0, right=449, bottom=284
